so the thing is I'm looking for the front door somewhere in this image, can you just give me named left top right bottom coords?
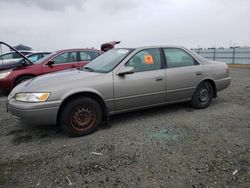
left=42, top=51, right=78, bottom=74
left=114, top=48, right=166, bottom=111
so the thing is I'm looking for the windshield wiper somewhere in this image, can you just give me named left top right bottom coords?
left=83, top=66, right=95, bottom=72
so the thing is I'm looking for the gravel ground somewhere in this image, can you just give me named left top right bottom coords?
left=0, top=68, right=250, bottom=188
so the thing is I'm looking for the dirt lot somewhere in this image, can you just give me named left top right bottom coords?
left=0, top=68, right=249, bottom=188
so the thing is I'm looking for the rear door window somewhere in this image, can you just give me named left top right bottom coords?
left=163, top=48, right=198, bottom=68
left=80, top=51, right=92, bottom=61
left=80, top=51, right=100, bottom=61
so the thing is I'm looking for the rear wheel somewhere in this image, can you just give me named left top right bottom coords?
left=190, top=81, right=213, bottom=109
left=60, top=97, right=102, bottom=137
left=15, top=75, right=33, bottom=86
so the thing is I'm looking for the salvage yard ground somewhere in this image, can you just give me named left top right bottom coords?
left=0, top=68, right=250, bottom=187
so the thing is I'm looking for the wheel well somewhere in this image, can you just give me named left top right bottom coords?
left=14, top=74, right=34, bottom=86
left=57, top=92, right=108, bottom=125
left=202, top=79, right=217, bottom=98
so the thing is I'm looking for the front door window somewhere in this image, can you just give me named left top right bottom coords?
left=126, top=48, right=162, bottom=72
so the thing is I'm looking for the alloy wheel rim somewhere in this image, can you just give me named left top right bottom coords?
left=198, top=88, right=209, bottom=102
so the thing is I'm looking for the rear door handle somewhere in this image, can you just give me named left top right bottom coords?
left=196, top=72, right=202, bottom=76
left=155, top=77, right=163, bottom=81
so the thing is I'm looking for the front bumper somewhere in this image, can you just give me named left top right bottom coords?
left=0, top=78, right=13, bottom=92
left=7, top=99, right=61, bottom=126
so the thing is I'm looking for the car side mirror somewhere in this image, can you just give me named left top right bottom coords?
left=118, top=66, right=134, bottom=76
left=46, top=60, right=54, bottom=67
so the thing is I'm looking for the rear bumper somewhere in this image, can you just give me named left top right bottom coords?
left=216, top=77, right=231, bottom=92
left=7, top=99, right=61, bottom=126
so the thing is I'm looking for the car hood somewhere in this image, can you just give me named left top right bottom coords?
left=14, top=69, right=104, bottom=92
left=0, top=59, right=23, bottom=70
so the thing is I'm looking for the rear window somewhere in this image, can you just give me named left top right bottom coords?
left=80, top=51, right=100, bottom=61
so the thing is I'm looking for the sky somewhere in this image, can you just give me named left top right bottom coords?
left=0, top=0, right=250, bottom=51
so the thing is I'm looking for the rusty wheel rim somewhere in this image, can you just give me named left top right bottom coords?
left=70, top=106, right=97, bottom=132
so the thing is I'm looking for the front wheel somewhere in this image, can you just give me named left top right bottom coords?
left=190, top=82, right=213, bottom=109
left=60, top=97, right=102, bottom=137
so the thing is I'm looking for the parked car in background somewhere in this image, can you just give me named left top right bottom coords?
left=0, top=48, right=101, bottom=92
left=7, top=46, right=231, bottom=137
left=0, top=52, right=51, bottom=69
left=0, top=50, right=33, bottom=60
left=0, top=41, right=119, bottom=93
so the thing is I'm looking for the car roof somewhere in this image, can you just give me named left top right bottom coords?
left=132, top=45, right=188, bottom=50
left=54, top=48, right=102, bottom=53
left=0, top=50, right=33, bottom=55
left=111, top=45, right=190, bottom=51
left=26, top=51, right=51, bottom=54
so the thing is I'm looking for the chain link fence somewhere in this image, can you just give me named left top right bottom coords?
left=193, top=47, right=250, bottom=64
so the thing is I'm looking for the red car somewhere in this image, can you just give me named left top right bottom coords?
left=0, top=41, right=120, bottom=93
left=0, top=48, right=102, bottom=92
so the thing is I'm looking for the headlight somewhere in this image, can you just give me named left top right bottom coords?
left=15, top=92, right=50, bottom=102
left=0, top=71, right=11, bottom=79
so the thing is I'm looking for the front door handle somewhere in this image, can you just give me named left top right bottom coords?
left=155, top=77, right=163, bottom=81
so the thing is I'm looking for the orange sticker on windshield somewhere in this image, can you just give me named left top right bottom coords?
left=144, top=55, right=154, bottom=64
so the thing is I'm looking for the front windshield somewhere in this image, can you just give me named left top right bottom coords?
left=27, top=56, right=37, bottom=63
left=84, top=48, right=133, bottom=73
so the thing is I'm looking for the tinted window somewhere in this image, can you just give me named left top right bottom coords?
left=126, top=49, right=161, bottom=72
left=53, top=52, right=77, bottom=64
left=164, top=48, right=197, bottom=68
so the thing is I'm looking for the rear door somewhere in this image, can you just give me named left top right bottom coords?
left=163, top=48, right=204, bottom=102
left=42, top=51, right=78, bottom=74
left=114, top=48, right=166, bottom=111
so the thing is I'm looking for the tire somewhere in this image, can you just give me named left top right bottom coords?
left=15, top=75, right=33, bottom=86
left=190, top=81, right=213, bottom=109
left=60, top=97, right=102, bottom=137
